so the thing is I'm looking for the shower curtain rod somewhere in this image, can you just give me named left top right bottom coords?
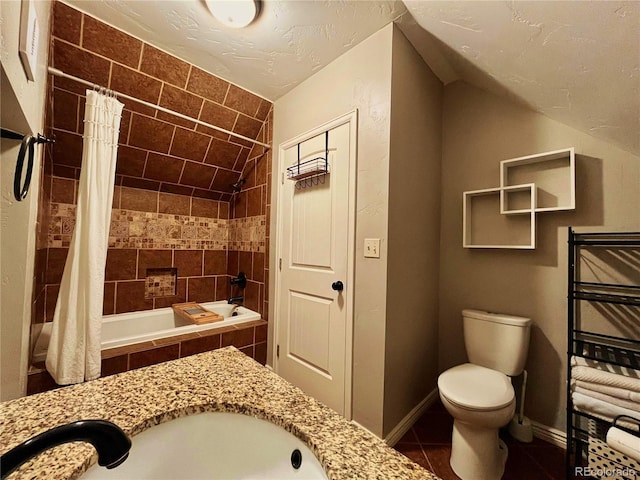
left=47, top=67, right=271, bottom=149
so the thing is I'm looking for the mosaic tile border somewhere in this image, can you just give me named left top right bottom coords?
left=228, top=216, right=267, bottom=253
left=48, top=203, right=265, bottom=252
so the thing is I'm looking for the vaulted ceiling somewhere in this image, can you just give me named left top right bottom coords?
left=398, top=1, right=640, bottom=156
left=64, top=0, right=639, bottom=156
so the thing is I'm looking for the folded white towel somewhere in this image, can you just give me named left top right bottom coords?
left=572, top=392, right=640, bottom=425
left=571, top=392, right=638, bottom=427
left=573, top=386, right=640, bottom=414
left=572, top=356, right=640, bottom=379
left=575, top=380, right=640, bottom=403
left=571, top=357, right=640, bottom=393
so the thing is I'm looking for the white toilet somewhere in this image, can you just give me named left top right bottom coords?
left=437, top=309, right=531, bottom=480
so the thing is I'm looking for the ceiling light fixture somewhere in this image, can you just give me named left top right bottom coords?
left=205, top=0, right=261, bottom=29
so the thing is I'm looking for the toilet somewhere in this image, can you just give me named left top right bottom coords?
left=437, top=309, right=531, bottom=480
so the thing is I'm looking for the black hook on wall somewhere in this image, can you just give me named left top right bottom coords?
left=1, top=128, right=55, bottom=201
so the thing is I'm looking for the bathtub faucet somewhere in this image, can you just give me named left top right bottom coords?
left=230, top=272, right=247, bottom=289
left=0, top=420, right=131, bottom=479
left=228, top=296, right=244, bottom=305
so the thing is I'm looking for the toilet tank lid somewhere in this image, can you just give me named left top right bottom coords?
left=462, top=309, right=531, bottom=327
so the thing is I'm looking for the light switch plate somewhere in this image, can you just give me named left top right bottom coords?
left=364, top=238, right=380, bottom=258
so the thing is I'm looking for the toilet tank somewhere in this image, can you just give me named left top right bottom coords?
left=463, top=309, right=531, bottom=376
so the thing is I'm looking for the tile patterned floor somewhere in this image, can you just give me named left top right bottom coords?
left=394, top=400, right=566, bottom=480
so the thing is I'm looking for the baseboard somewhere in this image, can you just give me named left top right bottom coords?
left=384, top=388, right=439, bottom=447
left=531, top=420, right=567, bottom=449
left=351, top=387, right=566, bottom=450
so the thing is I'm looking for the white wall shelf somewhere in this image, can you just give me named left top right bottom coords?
left=463, top=147, right=575, bottom=249
left=500, top=147, right=575, bottom=213
left=463, top=184, right=536, bottom=249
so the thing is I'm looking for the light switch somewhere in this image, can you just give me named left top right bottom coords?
left=364, top=238, right=380, bottom=258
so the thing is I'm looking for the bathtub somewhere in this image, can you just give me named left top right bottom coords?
left=32, top=301, right=261, bottom=363
left=82, top=412, right=328, bottom=479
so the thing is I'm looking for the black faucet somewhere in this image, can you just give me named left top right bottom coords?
left=228, top=296, right=244, bottom=305
left=0, top=419, right=131, bottom=479
left=230, top=272, right=247, bottom=289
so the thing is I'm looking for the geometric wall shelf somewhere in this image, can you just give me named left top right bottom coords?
left=463, top=184, right=536, bottom=249
left=463, top=148, right=575, bottom=249
left=500, top=147, right=575, bottom=213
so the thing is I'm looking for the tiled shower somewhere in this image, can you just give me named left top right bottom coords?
left=29, top=1, right=273, bottom=391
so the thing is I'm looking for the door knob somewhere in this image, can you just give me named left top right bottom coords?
left=331, top=281, right=344, bottom=292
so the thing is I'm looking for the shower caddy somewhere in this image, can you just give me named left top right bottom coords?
left=566, top=227, right=640, bottom=478
left=286, top=130, right=329, bottom=189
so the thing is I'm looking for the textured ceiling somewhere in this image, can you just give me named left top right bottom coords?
left=63, top=0, right=640, bottom=156
left=63, top=0, right=407, bottom=100
left=400, top=1, right=640, bottom=156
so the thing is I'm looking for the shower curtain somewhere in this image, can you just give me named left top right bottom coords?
left=46, top=90, right=123, bottom=385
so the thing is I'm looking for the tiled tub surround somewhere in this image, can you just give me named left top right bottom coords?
left=33, top=0, right=273, bottom=337
left=33, top=302, right=262, bottom=359
left=28, top=316, right=267, bottom=396
left=48, top=201, right=266, bottom=252
left=37, top=193, right=267, bottom=325
left=3, top=348, right=438, bottom=480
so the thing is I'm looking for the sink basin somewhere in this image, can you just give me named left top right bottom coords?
left=82, top=412, right=327, bottom=479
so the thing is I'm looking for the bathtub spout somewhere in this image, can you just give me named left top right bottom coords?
left=228, top=296, right=244, bottom=305
left=0, top=420, right=131, bottom=479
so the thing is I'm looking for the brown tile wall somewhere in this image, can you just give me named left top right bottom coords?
left=31, top=177, right=52, bottom=331
left=28, top=321, right=268, bottom=395
left=47, top=1, right=272, bottom=200
left=32, top=2, right=272, bottom=336
left=228, top=113, right=272, bottom=320
left=31, top=82, right=56, bottom=332
left=37, top=188, right=232, bottom=320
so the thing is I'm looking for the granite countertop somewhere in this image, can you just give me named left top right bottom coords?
left=1, top=347, right=439, bottom=480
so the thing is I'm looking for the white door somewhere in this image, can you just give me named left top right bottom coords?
left=276, top=114, right=356, bottom=417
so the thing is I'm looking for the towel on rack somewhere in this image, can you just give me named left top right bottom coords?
left=575, top=380, right=640, bottom=403
left=571, top=356, right=640, bottom=392
left=573, top=386, right=640, bottom=414
left=572, top=392, right=640, bottom=425
left=572, top=366, right=640, bottom=392
left=572, top=356, right=640, bottom=378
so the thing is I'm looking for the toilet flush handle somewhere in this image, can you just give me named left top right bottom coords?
left=331, top=281, right=344, bottom=292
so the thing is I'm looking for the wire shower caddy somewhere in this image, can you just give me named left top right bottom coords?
left=286, top=130, right=330, bottom=189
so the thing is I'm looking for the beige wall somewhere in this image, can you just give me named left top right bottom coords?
left=384, top=27, right=442, bottom=436
left=439, top=81, right=640, bottom=431
left=272, top=24, right=394, bottom=436
left=272, top=23, right=444, bottom=438
left=1, top=0, right=51, bottom=400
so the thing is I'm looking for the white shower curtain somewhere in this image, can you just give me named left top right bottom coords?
left=46, top=90, right=123, bottom=385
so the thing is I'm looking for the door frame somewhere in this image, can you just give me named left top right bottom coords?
left=273, top=110, right=358, bottom=420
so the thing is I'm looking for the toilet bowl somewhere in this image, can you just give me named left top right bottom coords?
left=437, top=310, right=531, bottom=480
left=438, top=364, right=515, bottom=480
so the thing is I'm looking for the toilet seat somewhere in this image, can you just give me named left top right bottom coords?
left=438, top=363, right=514, bottom=411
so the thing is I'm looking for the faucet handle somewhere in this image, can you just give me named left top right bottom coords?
left=230, top=272, right=247, bottom=289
